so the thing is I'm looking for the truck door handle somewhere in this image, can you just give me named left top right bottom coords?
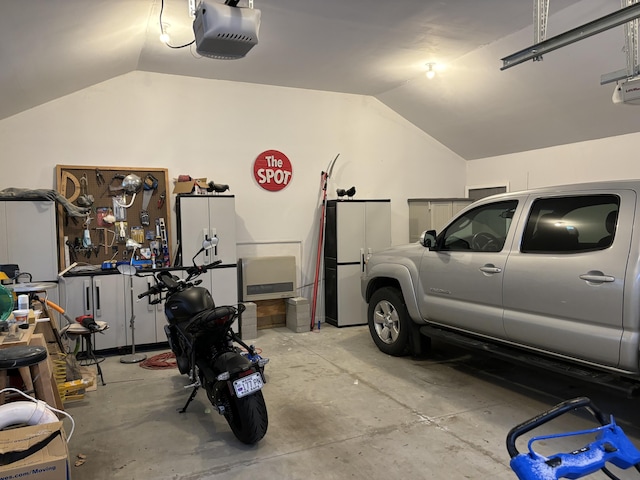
left=479, top=265, right=502, bottom=274
left=579, top=272, right=615, bottom=283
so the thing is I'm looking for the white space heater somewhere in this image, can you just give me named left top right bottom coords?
left=239, top=256, right=296, bottom=301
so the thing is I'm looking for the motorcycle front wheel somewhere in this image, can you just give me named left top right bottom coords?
left=222, top=390, right=268, bottom=444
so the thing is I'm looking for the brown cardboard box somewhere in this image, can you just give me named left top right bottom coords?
left=0, top=421, right=70, bottom=480
left=172, top=178, right=208, bottom=194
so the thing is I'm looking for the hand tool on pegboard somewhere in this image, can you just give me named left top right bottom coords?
left=156, top=218, right=169, bottom=266
left=95, top=168, right=105, bottom=185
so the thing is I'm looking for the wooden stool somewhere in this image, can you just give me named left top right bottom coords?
left=0, top=345, right=48, bottom=404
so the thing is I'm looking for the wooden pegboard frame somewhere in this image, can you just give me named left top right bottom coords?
left=55, top=165, right=171, bottom=271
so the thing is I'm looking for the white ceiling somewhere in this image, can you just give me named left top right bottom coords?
left=2, top=0, right=639, bottom=160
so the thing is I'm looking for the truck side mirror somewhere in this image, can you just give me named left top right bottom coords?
left=419, top=230, right=437, bottom=249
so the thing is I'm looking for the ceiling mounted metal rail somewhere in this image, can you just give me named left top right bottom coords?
left=601, top=0, right=640, bottom=84
left=501, top=2, right=640, bottom=70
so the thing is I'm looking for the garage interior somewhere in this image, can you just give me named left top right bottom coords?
left=2, top=0, right=640, bottom=479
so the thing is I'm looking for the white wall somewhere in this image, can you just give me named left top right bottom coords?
left=0, top=71, right=466, bottom=316
left=466, top=131, right=640, bottom=192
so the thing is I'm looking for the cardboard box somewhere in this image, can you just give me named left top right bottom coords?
left=172, top=177, right=208, bottom=194
left=0, top=421, right=70, bottom=480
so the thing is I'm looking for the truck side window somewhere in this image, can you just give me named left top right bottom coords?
left=521, top=195, right=620, bottom=254
left=439, top=200, right=518, bottom=252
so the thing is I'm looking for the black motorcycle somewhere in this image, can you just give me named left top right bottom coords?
left=137, top=240, right=268, bottom=444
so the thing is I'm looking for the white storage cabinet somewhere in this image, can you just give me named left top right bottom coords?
left=324, top=199, right=391, bottom=327
left=58, top=274, right=126, bottom=351
left=0, top=200, right=58, bottom=282
left=176, top=195, right=238, bottom=308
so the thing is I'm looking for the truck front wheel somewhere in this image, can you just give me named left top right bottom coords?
left=368, top=287, right=410, bottom=356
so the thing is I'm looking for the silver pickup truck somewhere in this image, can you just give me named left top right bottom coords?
left=361, top=180, right=640, bottom=393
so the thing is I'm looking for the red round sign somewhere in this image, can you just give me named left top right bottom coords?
left=253, top=150, right=293, bottom=192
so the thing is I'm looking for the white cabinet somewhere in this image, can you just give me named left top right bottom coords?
left=0, top=200, right=58, bottom=282
left=324, top=200, right=391, bottom=327
left=176, top=195, right=238, bottom=311
left=408, top=198, right=472, bottom=243
left=59, top=274, right=126, bottom=351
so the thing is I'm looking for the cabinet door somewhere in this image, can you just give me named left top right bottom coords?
left=336, top=264, right=366, bottom=326
left=430, top=202, right=454, bottom=233
left=207, top=197, right=237, bottom=265
left=408, top=201, right=429, bottom=243
left=59, top=277, right=92, bottom=318
left=210, top=266, right=238, bottom=306
left=92, top=275, right=126, bottom=351
left=365, top=202, right=391, bottom=255
left=2, top=201, right=57, bottom=281
left=179, top=196, right=236, bottom=266
left=210, top=266, right=239, bottom=333
left=59, top=275, right=126, bottom=351
left=336, top=202, right=365, bottom=264
left=179, top=196, right=211, bottom=265
left=126, top=275, right=161, bottom=345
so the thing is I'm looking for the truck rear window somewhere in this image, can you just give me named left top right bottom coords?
left=521, top=195, right=619, bottom=254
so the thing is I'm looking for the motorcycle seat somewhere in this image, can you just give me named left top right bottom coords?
left=185, top=306, right=236, bottom=333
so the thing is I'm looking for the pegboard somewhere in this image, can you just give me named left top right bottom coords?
left=55, top=165, right=171, bottom=271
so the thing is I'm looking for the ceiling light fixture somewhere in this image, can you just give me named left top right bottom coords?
left=426, top=63, right=436, bottom=79
left=159, top=23, right=170, bottom=44
left=159, top=0, right=195, bottom=49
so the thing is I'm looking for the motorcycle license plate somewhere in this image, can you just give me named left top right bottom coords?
left=233, top=372, right=263, bottom=398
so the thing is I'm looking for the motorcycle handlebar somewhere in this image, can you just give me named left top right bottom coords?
left=186, top=260, right=223, bottom=277
left=137, top=285, right=159, bottom=299
left=136, top=259, right=225, bottom=298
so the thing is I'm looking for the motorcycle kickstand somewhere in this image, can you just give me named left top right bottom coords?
left=179, top=385, right=199, bottom=413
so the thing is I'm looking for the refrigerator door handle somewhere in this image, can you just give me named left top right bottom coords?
left=360, top=248, right=365, bottom=273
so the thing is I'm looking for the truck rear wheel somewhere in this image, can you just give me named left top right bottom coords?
left=368, top=287, right=411, bottom=356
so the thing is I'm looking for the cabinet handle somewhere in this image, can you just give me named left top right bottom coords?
left=84, top=279, right=92, bottom=314
left=95, top=280, right=101, bottom=317
left=147, top=280, right=153, bottom=310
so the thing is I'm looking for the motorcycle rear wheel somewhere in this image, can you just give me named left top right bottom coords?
left=222, top=390, right=268, bottom=444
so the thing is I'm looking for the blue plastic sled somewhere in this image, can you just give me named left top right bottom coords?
left=507, top=397, right=640, bottom=479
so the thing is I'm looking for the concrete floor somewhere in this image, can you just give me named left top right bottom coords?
left=64, top=324, right=640, bottom=480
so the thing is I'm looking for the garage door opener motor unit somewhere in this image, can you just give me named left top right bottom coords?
left=193, top=0, right=261, bottom=60
left=612, top=77, right=640, bottom=104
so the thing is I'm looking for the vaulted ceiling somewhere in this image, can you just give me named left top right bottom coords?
left=2, top=0, right=638, bottom=160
